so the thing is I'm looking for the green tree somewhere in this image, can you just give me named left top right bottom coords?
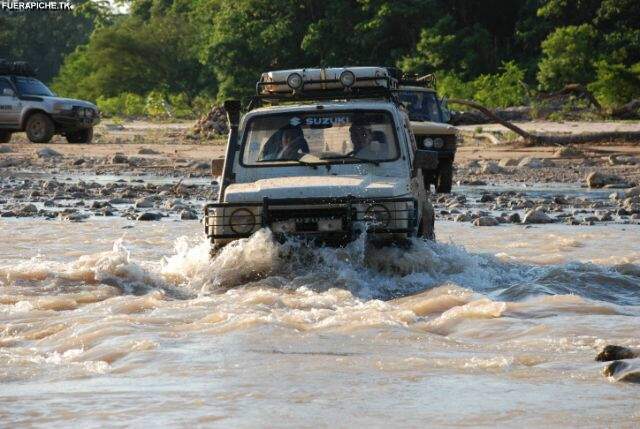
left=0, top=0, right=110, bottom=83
left=537, top=24, right=598, bottom=91
left=53, top=11, right=211, bottom=101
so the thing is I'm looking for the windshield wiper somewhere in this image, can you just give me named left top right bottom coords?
left=320, top=155, right=380, bottom=166
left=288, top=159, right=319, bottom=169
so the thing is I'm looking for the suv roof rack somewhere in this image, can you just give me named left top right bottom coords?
left=0, top=59, right=36, bottom=77
left=249, top=67, right=400, bottom=110
left=398, top=73, right=437, bottom=89
left=249, top=87, right=400, bottom=110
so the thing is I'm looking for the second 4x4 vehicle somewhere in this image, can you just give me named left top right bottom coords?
left=396, top=74, right=458, bottom=193
left=205, top=67, right=438, bottom=250
left=0, top=60, right=99, bottom=144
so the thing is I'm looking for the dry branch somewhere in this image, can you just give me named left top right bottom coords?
left=448, top=98, right=640, bottom=146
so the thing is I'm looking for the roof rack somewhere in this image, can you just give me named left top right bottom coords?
left=0, top=59, right=36, bottom=77
left=249, top=67, right=400, bottom=110
left=398, top=73, right=437, bottom=89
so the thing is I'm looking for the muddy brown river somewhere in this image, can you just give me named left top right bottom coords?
left=1, top=215, right=640, bottom=427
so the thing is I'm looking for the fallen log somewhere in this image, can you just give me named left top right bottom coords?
left=611, top=99, right=640, bottom=119
left=449, top=98, right=640, bottom=146
left=538, top=84, right=602, bottom=111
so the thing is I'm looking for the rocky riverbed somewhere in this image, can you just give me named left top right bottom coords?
left=2, top=140, right=640, bottom=229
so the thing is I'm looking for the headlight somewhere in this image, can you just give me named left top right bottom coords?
left=287, top=73, right=303, bottom=90
left=229, top=208, right=255, bottom=234
left=52, top=102, right=73, bottom=113
left=339, top=70, right=356, bottom=87
left=364, top=204, right=391, bottom=226
left=423, top=137, right=434, bottom=148
left=434, top=137, right=444, bottom=149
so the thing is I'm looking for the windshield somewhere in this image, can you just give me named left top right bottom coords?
left=241, top=111, right=399, bottom=166
left=14, top=77, right=54, bottom=97
left=397, top=90, right=441, bottom=122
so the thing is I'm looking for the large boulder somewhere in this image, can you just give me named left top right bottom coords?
left=522, top=209, right=554, bottom=224
left=473, top=216, right=499, bottom=227
left=624, top=186, right=640, bottom=198
left=37, top=147, right=62, bottom=158
left=111, top=153, right=128, bottom=164
left=481, top=162, right=504, bottom=174
left=586, top=171, right=626, bottom=189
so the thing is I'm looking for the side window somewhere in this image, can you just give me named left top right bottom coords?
left=0, top=78, right=13, bottom=96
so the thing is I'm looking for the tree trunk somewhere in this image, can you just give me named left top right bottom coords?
left=448, top=98, right=640, bottom=146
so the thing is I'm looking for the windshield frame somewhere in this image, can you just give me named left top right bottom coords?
left=396, top=89, right=443, bottom=123
left=238, top=108, right=402, bottom=168
left=12, top=76, right=55, bottom=97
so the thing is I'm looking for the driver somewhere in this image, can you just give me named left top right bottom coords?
left=277, top=126, right=309, bottom=160
left=259, top=125, right=309, bottom=161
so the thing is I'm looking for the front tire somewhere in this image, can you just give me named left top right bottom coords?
left=25, top=113, right=55, bottom=143
left=66, top=128, right=93, bottom=144
left=0, top=130, right=11, bottom=143
left=436, top=160, right=454, bottom=193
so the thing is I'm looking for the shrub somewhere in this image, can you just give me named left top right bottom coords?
left=123, top=93, right=146, bottom=116
left=168, top=93, right=194, bottom=119
left=472, top=61, right=528, bottom=108
left=588, top=61, right=640, bottom=107
left=96, top=93, right=146, bottom=117
left=145, top=91, right=170, bottom=119
left=96, top=95, right=126, bottom=117
left=437, top=73, right=475, bottom=101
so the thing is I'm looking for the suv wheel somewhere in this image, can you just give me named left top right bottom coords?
left=25, top=113, right=55, bottom=143
left=0, top=130, right=11, bottom=143
left=66, top=128, right=93, bottom=144
left=436, top=161, right=454, bottom=193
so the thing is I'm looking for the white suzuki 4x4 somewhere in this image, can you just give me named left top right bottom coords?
left=205, top=67, right=438, bottom=251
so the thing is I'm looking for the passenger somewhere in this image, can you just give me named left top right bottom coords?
left=259, top=125, right=309, bottom=161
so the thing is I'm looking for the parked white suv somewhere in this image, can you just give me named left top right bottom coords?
left=205, top=67, right=437, bottom=250
left=0, top=60, right=99, bottom=144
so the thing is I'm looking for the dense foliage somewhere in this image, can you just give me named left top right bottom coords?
left=3, top=0, right=640, bottom=114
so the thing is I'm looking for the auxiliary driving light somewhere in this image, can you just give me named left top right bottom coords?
left=364, top=204, right=391, bottom=227
left=423, top=137, right=434, bottom=148
left=287, top=73, right=303, bottom=90
left=339, top=70, right=356, bottom=87
left=229, top=208, right=255, bottom=234
left=434, top=137, right=444, bottom=149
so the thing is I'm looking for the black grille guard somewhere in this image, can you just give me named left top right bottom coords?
left=204, top=196, right=418, bottom=240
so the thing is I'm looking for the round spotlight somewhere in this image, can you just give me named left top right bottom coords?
left=423, top=137, right=434, bottom=148
left=434, top=137, right=444, bottom=149
left=339, top=70, right=356, bottom=87
left=364, top=204, right=391, bottom=226
left=287, top=73, right=303, bottom=90
left=229, top=208, right=255, bottom=235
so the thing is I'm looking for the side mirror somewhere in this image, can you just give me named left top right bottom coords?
left=2, top=88, right=15, bottom=97
left=414, top=149, right=438, bottom=171
left=440, top=96, right=451, bottom=123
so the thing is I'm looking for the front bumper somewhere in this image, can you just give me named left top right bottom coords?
left=52, top=107, right=100, bottom=129
left=204, top=196, right=418, bottom=243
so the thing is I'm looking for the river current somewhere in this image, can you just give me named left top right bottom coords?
left=1, top=213, right=639, bottom=427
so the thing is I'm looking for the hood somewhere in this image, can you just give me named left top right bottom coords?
left=410, top=121, right=457, bottom=136
left=224, top=175, right=411, bottom=202
left=42, top=96, right=98, bottom=110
